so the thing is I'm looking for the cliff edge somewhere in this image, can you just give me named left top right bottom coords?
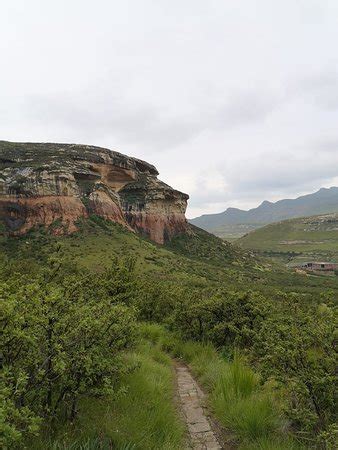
left=0, top=141, right=189, bottom=244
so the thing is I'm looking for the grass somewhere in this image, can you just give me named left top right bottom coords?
left=2, top=219, right=338, bottom=302
left=38, top=436, right=128, bottom=449
left=217, top=351, right=259, bottom=400
left=29, top=319, right=307, bottom=450
left=143, top=323, right=304, bottom=450
left=239, top=436, right=304, bottom=450
left=212, top=223, right=262, bottom=240
left=102, top=344, right=184, bottom=449
left=28, top=332, right=185, bottom=450
left=238, top=214, right=338, bottom=266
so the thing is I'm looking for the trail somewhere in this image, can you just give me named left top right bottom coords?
left=175, top=363, right=224, bottom=450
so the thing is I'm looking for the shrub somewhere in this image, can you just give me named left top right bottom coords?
left=1, top=253, right=138, bottom=448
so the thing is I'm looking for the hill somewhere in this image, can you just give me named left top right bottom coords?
left=1, top=216, right=337, bottom=301
left=0, top=140, right=188, bottom=244
left=2, top=211, right=337, bottom=449
left=238, top=212, right=338, bottom=266
left=190, top=187, right=338, bottom=239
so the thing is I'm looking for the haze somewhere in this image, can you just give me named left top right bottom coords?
left=1, top=0, right=338, bottom=218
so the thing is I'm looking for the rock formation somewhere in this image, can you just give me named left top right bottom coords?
left=0, top=141, right=189, bottom=244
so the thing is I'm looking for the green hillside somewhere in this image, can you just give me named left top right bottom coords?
left=2, top=219, right=337, bottom=449
left=1, top=217, right=337, bottom=295
left=0, top=218, right=253, bottom=288
left=238, top=212, right=338, bottom=265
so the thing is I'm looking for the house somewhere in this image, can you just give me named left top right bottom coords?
left=300, top=262, right=338, bottom=272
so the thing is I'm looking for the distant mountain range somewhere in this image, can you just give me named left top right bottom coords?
left=189, top=187, right=338, bottom=239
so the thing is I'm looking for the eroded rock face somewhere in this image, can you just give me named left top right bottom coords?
left=0, top=141, right=189, bottom=243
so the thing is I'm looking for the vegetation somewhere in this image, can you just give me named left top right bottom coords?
left=1, top=219, right=337, bottom=449
left=1, top=249, right=139, bottom=448
left=151, top=325, right=292, bottom=449
left=163, top=293, right=337, bottom=448
left=238, top=213, right=338, bottom=266
left=29, top=335, right=185, bottom=450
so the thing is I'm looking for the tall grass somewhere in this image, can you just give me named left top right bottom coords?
left=212, top=351, right=280, bottom=441
left=47, top=436, right=132, bottom=449
left=102, top=343, right=184, bottom=449
left=152, top=324, right=303, bottom=450
left=28, top=329, right=185, bottom=450
left=220, top=351, right=258, bottom=400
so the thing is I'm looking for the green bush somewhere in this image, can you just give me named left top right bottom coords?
left=0, top=253, right=138, bottom=448
left=152, top=325, right=288, bottom=448
left=168, top=288, right=337, bottom=442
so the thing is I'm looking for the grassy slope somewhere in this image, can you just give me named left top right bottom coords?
left=1, top=217, right=338, bottom=296
left=238, top=214, right=338, bottom=265
left=2, top=219, right=337, bottom=449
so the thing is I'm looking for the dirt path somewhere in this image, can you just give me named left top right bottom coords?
left=175, top=363, right=223, bottom=449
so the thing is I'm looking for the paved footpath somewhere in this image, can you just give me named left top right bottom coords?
left=176, top=363, right=223, bottom=450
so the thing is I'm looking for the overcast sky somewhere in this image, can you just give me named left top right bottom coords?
left=1, top=1, right=338, bottom=218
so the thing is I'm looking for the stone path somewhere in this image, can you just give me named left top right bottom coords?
left=176, top=363, right=222, bottom=449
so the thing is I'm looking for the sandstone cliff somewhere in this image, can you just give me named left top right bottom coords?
left=0, top=141, right=189, bottom=244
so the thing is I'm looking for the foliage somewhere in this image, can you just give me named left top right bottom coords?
left=170, top=290, right=269, bottom=347
left=146, top=324, right=293, bottom=449
left=1, top=223, right=337, bottom=448
left=254, top=297, right=337, bottom=441
left=165, top=290, right=337, bottom=444
left=30, top=329, right=185, bottom=450
left=0, top=251, right=137, bottom=448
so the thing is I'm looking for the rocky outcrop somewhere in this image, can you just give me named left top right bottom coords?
left=0, top=141, right=189, bottom=244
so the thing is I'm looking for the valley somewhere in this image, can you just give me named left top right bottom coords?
left=1, top=218, right=337, bottom=449
left=2, top=3, right=337, bottom=449
left=1, top=143, right=337, bottom=450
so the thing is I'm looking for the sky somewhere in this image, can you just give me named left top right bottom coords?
left=1, top=0, right=338, bottom=218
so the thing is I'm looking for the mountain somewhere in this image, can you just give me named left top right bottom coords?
left=0, top=141, right=188, bottom=243
left=190, top=187, right=338, bottom=238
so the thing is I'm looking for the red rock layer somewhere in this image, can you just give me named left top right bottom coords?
left=87, top=190, right=130, bottom=228
left=125, top=212, right=188, bottom=244
left=0, top=193, right=188, bottom=243
left=0, top=196, right=87, bottom=235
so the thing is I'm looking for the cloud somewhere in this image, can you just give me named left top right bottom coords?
left=0, top=0, right=337, bottom=218
left=20, top=84, right=280, bottom=155
left=208, top=91, right=280, bottom=129
left=186, top=140, right=338, bottom=217
left=292, top=71, right=338, bottom=111
left=23, top=91, right=198, bottom=149
left=308, top=138, right=338, bottom=153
